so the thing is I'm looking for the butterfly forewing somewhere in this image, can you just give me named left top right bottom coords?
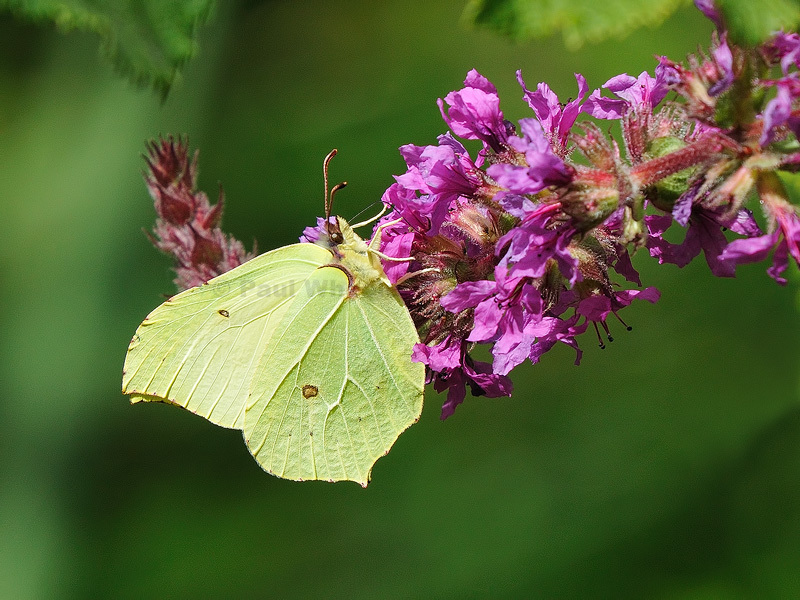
left=244, top=265, right=424, bottom=486
left=122, top=243, right=331, bottom=429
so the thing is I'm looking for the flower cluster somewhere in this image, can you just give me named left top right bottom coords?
left=144, top=136, right=254, bottom=290
left=143, top=2, right=800, bottom=421
left=370, top=1, right=800, bottom=417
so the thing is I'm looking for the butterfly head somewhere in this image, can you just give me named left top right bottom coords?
left=311, top=149, right=390, bottom=289
left=325, top=215, right=345, bottom=246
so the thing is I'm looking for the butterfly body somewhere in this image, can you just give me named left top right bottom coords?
left=122, top=217, right=424, bottom=486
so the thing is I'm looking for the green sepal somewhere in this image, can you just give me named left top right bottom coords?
left=644, top=136, right=696, bottom=211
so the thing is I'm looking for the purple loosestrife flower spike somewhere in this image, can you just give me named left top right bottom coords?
left=368, top=5, right=800, bottom=417
left=144, top=136, right=254, bottom=290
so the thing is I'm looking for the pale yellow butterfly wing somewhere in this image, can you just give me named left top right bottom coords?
left=122, top=243, right=331, bottom=429
left=244, top=265, right=425, bottom=486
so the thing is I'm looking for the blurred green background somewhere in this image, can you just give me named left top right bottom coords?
left=1, top=1, right=799, bottom=598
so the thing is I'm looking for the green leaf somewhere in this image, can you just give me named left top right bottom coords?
left=716, top=0, right=800, bottom=46
left=462, top=0, right=689, bottom=49
left=0, top=0, right=214, bottom=97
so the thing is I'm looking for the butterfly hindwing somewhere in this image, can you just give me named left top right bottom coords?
left=244, top=265, right=425, bottom=486
left=122, top=243, right=331, bottom=429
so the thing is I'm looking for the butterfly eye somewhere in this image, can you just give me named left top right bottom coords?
left=329, top=230, right=344, bottom=245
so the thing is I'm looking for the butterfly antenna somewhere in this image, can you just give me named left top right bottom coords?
left=329, top=182, right=348, bottom=212
left=322, top=149, right=347, bottom=244
left=323, top=149, right=337, bottom=220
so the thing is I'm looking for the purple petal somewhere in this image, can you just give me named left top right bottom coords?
left=496, top=192, right=536, bottom=218
left=610, top=242, right=642, bottom=285
left=729, top=209, right=762, bottom=237
left=518, top=71, right=587, bottom=148
left=720, top=232, right=779, bottom=263
left=468, top=298, right=504, bottom=343
left=518, top=70, right=560, bottom=130
left=437, top=370, right=467, bottom=420
left=761, top=77, right=800, bottom=146
left=694, top=0, right=724, bottom=30
left=582, top=89, right=626, bottom=120
left=411, top=337, right=462, bottom=372
left=463, top=68, right=498, bottom=95
left=672, top=189, right=694, bottom=226
left=773, top=32, right=800, bottom=74
left=708, top=38, right=734, bottom=96
left=439, top=71, right=508, bottom=152
left=576, top=295, right=612, bottom=321
left=463, top=359, right=513, bottom=398
left=441, top=280, right=497, bottom=312
left=380, top=231, right=415, bottom=284
left=694, top=213, right=737, bottom=277
left=766, top=239, right=790, bottom=285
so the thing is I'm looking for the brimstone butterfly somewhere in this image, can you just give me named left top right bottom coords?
left=122, top=153, right=424, bottom=486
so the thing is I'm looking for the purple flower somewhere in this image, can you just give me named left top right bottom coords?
left=411, top=335, right=463, bottom=372
left=694, top=0, right=724, bottom=31
left=384, top=135, right=484, bottom=236
left=527, top=314, right=587, bottom=366
left=576, top=287, right=661, bottom=322
left=721, top=200, right=800, bottom=285
left=441, top=266, right=546, bottom=375
left=646, top=207, right=760, bottom=278
left=497, top=202, right=580, bottom=285
left=300, top=216, right=336, bottom=244
left=412, top=337, right=513, bottom=419
left=771, top=32, right=800, bottom=74
left=583, top=65, right=672, bottom=120
left=381, top=181, right=441, bottom=235
left=761, top=75, right=800, bottom=146
left=438, top=69, right=512, bottom=153
left=708, top=37, right=734, bottom=96
left=517, top=70, right=588, bottom=155
left=646, top=212, right=725, bottom=276
left=487, top=118, right=572, bottom=194
left=411, top=135, right=483, bottom=200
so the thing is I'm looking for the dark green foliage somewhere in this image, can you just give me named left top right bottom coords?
left=717, top=0, right=800, bottom=46
left=464, top=0, right=800, bottom=47
left=0, top=0, right=214, bottom=97
left=462, top=0, right=690, bottom=48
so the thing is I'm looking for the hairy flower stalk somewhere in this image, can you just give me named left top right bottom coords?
left=142, top=2, right=800, bottom=419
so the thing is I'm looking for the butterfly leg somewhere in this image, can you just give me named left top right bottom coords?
left=365, top=217, right=418, bottom=264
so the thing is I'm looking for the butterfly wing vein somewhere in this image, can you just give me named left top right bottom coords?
left=122, top=244, right=330, bottom=429
left=244, top=266, right=424, bottom=485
